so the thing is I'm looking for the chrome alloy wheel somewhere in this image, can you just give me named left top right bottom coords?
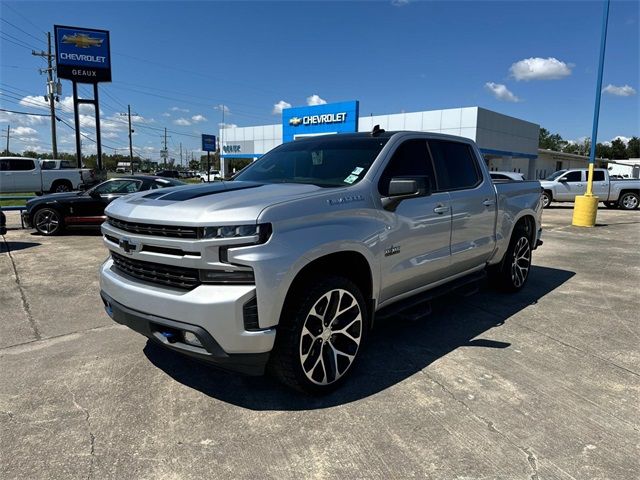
left=299, top=289, right=363, bottom=386
left=510, top=237, right=531, bottom=288
left=34, top=209, right=60, bottom=235
left=621, top=193, right=638, bottom=210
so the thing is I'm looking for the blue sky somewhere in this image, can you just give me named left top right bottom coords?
left=1, top=0, right=638, bottom=161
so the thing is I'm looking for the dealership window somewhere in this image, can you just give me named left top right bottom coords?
left=378, top=139, right=435, bottom=196
left=428, top=140, right=481, bottom=191
left=556, top=161, right=563, bottom=171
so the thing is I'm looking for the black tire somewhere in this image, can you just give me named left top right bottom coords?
left=51, top=181, right=72, bottom=193
left=200, top=178, right=205, bottom=183
left=33, top=207, right=64, bottom=236
left=489, top=228, right=532, bottom=292
left=541, top=191, right=552, bottom=209
left=603, top=201, right=618, bottom=209
left=269, top=276, right=369, bottom=394
left=618, top=192, right=639, bottom=210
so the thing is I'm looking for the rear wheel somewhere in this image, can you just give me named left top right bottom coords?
left=270, top=276, right=368, bottom=394
left=51, top=180, right=72, bottom=193
left=33, top=207, right=64, bottom=236
left=541, top=191, right=552, bottom=208
left=490, top=228, right=532, bottom=292
left=618, top=192, right=639, bottom=210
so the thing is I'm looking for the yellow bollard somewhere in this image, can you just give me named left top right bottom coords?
left=572, top=194, right=599, bottom=227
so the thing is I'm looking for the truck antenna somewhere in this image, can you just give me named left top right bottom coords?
left=371, top=124, right=385, bottom=137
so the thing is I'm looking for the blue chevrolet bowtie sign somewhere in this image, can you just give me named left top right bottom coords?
left=282, top=101, right=359, bottom=142
left=54, top=25, right=111, bottom=83
left=202, top=134, right=217, bottom=152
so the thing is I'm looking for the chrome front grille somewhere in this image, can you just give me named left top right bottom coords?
left=111, top=252, right=200, bottom=290
left=107, top=216, right=199, bottom=239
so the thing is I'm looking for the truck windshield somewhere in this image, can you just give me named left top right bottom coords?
left=546, top=170, right=567, bottom=181
left=234, top=136, right=389, bottom=187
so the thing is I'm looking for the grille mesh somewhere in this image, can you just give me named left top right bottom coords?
left=111, top=252, right=200, bottom=290
left=108, top=217, right=199, bottom=239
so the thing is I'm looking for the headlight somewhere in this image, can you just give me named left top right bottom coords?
left=201, top=223, right=270, bottom=240
left=199, top=268, right=255, bottom=284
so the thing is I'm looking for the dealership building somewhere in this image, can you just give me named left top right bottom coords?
left=219, top=100, right=589, bottom=180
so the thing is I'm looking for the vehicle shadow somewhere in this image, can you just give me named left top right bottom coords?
left=144, top=265, right=575, bottom=410
left=0, top=241, right=41, bottom=253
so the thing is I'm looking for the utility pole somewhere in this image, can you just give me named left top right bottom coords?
left=180, top=142, right=183, bottom=167
left=5, top=124, right=9, bottom=155
left=32, top=32, right=59, bottom=158
left=127, top=105, right=134, bottom=173
left=160, top=128, right=169, bottom=168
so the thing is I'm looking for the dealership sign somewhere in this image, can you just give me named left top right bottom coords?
left=282, top=101, right=358, bottom=142
left=202, top=134, right=217, bottom=152
left=55, top=25, right=111, bottom=83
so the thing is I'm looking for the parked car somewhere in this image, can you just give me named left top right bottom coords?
left=100, top=130, right=543, bottom=393
left=490, top=171, right=526, bottom=181
left=199, top=170, right=221, bottom=182
left=540, top=168, right=640, bottom=210
left=22, top=175, right=185, bottom=236
left=155, top=170, right=181, bottom=179
left=0, top=157, right=96, bottom=194
left=0, top=207, right=6, bottom=235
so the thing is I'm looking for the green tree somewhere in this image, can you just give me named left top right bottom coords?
left=627, top=137, right=640, bottom=158
left=539, top=128, right=567, bottom=151
left=595, top=143, right=612, bottom=159
left=610, top=138, right=628, bottom=159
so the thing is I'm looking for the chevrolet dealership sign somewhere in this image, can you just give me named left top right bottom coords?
left=282, top=101, right=358, bottom=142
left=55, top=25, right=111, bottom=83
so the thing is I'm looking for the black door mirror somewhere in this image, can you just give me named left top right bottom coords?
left=89, top=190, right=101, bottom=198
left=382, top=176, right=430, bottom=211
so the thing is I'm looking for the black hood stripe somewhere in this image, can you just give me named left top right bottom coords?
left=144, top=181, right=264, bottom=201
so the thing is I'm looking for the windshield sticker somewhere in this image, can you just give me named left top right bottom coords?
left=344, top=174, right=359, bottom=184
left=352, top=167, right=364, bottom=175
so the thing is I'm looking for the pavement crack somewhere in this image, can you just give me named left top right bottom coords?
left=64, top=384, right=95, bottom=480
left=425, top=373, right=542, bottom=479
left=2, top=236, right=41, bottom=340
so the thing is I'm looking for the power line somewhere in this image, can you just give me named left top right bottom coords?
left=0, top=107, right=50, bottom=116
left=0, top=32, right=36, bottom=51
left=0, top=18, right=46, bottom=45
left=2, top=3, right=47, bottom=36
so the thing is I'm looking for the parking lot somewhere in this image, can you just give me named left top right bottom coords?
left=1, top=206, right=638, bottom=479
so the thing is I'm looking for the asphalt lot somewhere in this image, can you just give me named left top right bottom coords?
left=1, top=206, right=638, bottom=479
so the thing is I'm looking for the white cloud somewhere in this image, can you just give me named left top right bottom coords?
left=174, top=118, right=192, bottom=126
left=214, top=104, right=230, bottom=113
left=272, top=100, right=292, bottom=115
left=170, top=106, right=189, bottom=113
left=218, top=122, right=237, bottom=129
left=602, top=84, right=636, bottom=97
left=10, top=126, right=38, bottom=136
left=161, top=112, right=171, bottom=117
left=510, top=57, right=572, bottom=81
left=306, top=94, right=327, bottom=106
left=484, top=82, right=520, bottom=102
left=191, top=114, right=207, bottom=123
left=612, top=136, right=630, bottom=145
left=391, top=0, right=410, bottom=6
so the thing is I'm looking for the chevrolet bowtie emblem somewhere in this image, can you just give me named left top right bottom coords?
left=289, top=117, right=302, bottom=126
left=62, top=33, right=104, bottom=48
left=119, top=238, right=138, bottom=254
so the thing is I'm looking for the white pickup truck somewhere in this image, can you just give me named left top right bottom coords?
left=0, top=157, right=96, bottom=194
left=540, top=168, right=640, bottom=210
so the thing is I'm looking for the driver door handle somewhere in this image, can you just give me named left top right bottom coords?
left=433, top=204, right=450, bottom=214
left=482, top=199, right=495, bottom=206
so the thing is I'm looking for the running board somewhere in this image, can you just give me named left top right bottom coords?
left=375, top=270, right=487, bottom=322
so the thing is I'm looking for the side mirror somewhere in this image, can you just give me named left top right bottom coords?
left=558, top=177, right=568, bottom=182
left=89, top=190, right=101, bottom=198
left=382, top=176, right=430, bottom=211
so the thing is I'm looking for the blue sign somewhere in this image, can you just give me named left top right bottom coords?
left=54, top=25, right=111, bottom=83
left=202, top=134, right=217, bottom=152
left=282, top=101, right=359, bottom=142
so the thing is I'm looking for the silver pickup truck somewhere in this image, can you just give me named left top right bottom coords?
left=540, top=168, right=640, bottom=210
left=100, top=131, right=543, bottom=393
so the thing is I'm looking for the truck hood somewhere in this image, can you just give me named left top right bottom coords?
left=104, top=181, right=325, bottom=225
left=539, top=180, right=555, bottom=188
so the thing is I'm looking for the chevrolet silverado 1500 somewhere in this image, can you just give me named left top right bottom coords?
left=100, top=130, right=543, bottom=393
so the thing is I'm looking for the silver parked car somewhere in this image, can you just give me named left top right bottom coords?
left=100, top=130, right=543, bottom=393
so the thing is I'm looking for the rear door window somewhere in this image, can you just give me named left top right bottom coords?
left=428, top=140, right=481, bottom=191
left=9, top=159, right=35, bottom=171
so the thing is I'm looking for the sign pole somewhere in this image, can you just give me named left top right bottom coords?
left=72, top=81, right=82, bottom=168
left=572, top=0, right=610, bottom=227
left=94, top=83, right=103, bottom=172
left=207, top=151, right=211, bottom=182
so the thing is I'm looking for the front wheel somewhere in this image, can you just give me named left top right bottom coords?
left=270, top=276, right=368, bottom=394
left=33, top=207, right=64, bottom=236
left=541, top=191, right=552, bottom=208
left=618, top=192, right=639, bottom=210
left=490, top=229, right=532, bottom=292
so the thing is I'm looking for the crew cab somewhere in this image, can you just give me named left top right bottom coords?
left=0, top=157, right=95, bottom=194
left=540, top=168, right=640, bottom=210
left=99, top=131, right=543, bottom=393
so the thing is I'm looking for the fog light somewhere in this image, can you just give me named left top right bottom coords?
left=184, top=331, right=203, bottom=347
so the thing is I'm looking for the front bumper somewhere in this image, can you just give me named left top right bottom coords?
left=100, top=258, right=276, bottom=374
